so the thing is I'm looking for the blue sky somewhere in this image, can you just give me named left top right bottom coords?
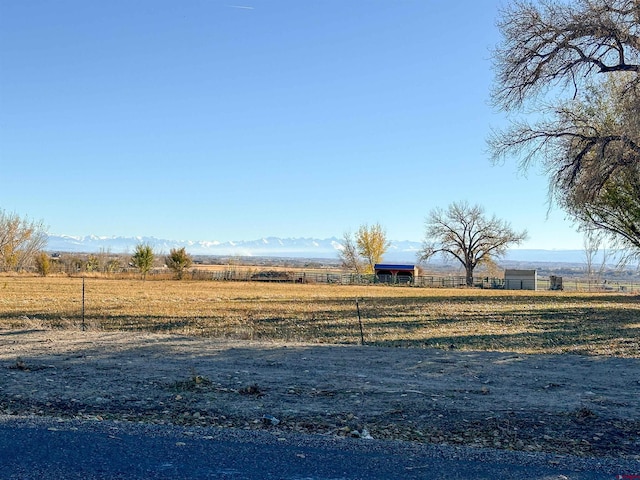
left=0, top=0, right=584, bottom=249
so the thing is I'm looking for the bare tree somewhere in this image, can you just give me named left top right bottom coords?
left=338, top=231, right=365, bottom=274
left=491, top=0, right=640, bottom=260
left=0, top=210, right=48, bottom=272
left=492, top=0, right=640, bottom=111
left=420, top=202, right=528, bottom=286
left=584, top=226, right=614, bottom=290
left=583, top=227, right=601, bottom=282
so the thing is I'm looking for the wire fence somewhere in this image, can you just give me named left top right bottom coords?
left=186, top=268, right=640, bottom=293
left=28, top=259, right=640, bottom=293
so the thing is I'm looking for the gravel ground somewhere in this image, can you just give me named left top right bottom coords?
left=1, top=329, right=639, bottom=464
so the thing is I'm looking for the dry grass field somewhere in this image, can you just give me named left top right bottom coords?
left=2, top=275, right=638, bottom=357
left=3, top=275, right=640, bottom=460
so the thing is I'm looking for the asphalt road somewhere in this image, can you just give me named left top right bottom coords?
left=0, top=416, right=636, bottom=479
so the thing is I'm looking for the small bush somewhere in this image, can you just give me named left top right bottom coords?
left=166, top=247, right=193, bottom=280
left=34, top=252, right=51, bottom=276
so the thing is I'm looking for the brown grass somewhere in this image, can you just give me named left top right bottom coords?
left=1, top=276, right=638, bottom=357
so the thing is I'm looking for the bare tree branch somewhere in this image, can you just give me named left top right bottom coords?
left=338, top=231, right=365, bottom=274
left=420, top=202, right=527, bottom=286
left=493, top=0, right=640, bottom=110
left=0, top=210, right=48, bottom=272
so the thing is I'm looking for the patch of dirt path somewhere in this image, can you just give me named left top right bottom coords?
left=1, top=329, right=639, bottom=459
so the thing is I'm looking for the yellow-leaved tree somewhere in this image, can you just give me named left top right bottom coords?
left=340, top=223, right=390, bottom=274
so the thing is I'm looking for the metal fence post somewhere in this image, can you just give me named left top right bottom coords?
left=82, top=277, right=86, bottom=331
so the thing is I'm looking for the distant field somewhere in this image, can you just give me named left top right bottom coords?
left=2, top=276, right=638, bottom=357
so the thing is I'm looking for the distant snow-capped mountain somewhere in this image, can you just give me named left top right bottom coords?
left=46, top=234, right=422, bottom=260
left=45, top=234, right=595, bottom=264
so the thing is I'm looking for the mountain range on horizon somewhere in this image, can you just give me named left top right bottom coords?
left=45, top=234, right=597, bottom=265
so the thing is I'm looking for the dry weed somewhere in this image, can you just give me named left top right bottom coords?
left=1, top=276, right=638, bottom=357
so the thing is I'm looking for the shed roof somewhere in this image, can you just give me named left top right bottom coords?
left=504, top=269, right=537, bottom=275
left=374, top=264, right=416, bottom=270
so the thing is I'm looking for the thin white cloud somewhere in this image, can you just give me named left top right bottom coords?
left=227, top=5, right=254, bottom=10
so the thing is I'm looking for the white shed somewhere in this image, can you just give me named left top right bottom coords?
left=504, top=269, right=537, bottom=290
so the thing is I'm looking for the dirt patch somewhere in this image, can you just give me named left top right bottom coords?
left=1, top=329, right=639, bottom=459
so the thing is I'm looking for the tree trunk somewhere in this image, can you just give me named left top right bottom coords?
left=465, top=266, right=474, bottom=287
